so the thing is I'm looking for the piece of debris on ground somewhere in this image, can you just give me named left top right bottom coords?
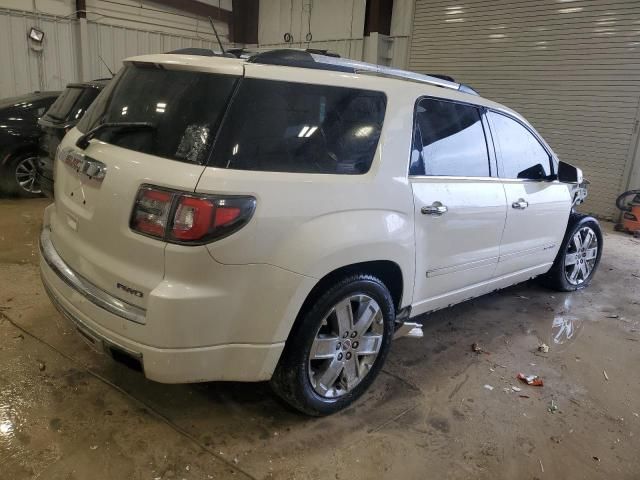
left=517, top=373, right=544, bottom=386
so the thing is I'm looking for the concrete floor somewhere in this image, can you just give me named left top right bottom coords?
left=1, top=197, right=639, bottom=480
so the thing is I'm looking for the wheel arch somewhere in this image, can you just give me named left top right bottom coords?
left=1, top=142, right=39, bottom=168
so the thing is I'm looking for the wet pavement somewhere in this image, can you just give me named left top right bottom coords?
left=1, top=197, right=639, bottom=479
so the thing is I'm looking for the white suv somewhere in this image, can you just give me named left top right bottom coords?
left=40, top=49, right=602, bottom=415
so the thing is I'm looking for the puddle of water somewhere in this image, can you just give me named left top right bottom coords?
left=544, top=296, right=584, bottom=348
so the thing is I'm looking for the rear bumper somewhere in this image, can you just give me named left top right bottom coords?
left=39, top=226, right=288, bottom=383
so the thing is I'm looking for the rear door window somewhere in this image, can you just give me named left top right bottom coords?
left=210, top=79, right=386, bottom=174
left=410, top=98, right=490, bottom=177
left=487, top=111, right=551, bottom=179
left=77, top=65, right=238, bottom=164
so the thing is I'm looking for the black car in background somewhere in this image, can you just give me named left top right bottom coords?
left=0, top=91, right=60, bottom=197
left=37, top=79, right=109, bottom=198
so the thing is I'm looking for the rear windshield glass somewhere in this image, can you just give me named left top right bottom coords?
left=46, top=87, right=84, bottom=121
left=77, top=65, right=237, bottom=164
left=210, top=79, right=386, bottom=174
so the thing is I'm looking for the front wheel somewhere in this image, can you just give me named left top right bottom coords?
left=270, top=274, right=395, bottom=416
left=540, top=214, right=603, bottom=291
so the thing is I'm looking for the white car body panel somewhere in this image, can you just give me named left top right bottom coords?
left=496, top=180, right=571, bottom=277
left=39, top=52, right=577, bottom=383
left=410, top=177, right=507, bottom=315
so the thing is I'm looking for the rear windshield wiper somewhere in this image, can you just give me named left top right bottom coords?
left=75, top=122, right=156, bottom=150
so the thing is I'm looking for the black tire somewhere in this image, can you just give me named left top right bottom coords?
left=270, top=274, right=395, bottom=416
left=0, top=152, right=42, bottom=198
left=539, top=213, right=603, bottom=291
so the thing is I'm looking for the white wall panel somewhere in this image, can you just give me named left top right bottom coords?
left=0, top=5, right=224, bottom=97
left=256, top=0, right=365, bottom=60
left=409, top=0, right=640, bottom=219
left=0, top=9, right=79, bottom=96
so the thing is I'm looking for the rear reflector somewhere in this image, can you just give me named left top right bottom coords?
left=130, top=185, right=256, bottom=245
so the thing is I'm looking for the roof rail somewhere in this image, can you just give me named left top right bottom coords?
left=248, top=49, right=472, bottom=93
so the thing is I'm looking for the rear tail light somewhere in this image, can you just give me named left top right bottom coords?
left=130, top=184, right=256, bottom=244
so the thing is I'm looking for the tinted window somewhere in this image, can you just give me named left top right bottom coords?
left=410, top=98, right=489, bottom=177
left=488, top=111, right=551, bottom=179
left=77, top=65, right=237, bottom=164
left=46, top=87, right=83, bottom=120
left=210, top=79, right=386, bottom=174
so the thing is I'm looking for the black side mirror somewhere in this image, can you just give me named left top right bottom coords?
left=517, top=163, right=549, bottom=181
left=557, top=161, right=583, bottom=184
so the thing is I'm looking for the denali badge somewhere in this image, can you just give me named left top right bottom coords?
left=116, top=282, right=144, bottom=298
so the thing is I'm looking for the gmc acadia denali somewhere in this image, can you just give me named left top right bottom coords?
left=40, top=50, right=602, bottom=415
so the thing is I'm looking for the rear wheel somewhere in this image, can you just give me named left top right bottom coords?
left=1, top=153, right=41, bottom=197
left=270, top=274, right=395, bottom=416
left=540, top=215, right=602, bottom=291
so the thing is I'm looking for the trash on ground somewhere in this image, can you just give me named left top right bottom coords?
left=592, top=456, right=600, bottom=462
left=538, top=343, right=550, bottom=353
left=548, top=399, right=558, bottom=413
left=603, top=370, right=609, bottom=381
left=517, top=373, right=544, bottom=386
left=484, top=384, right=494, bottom=391
left=471, top=342, right=490, bottom=354
left=511, top=386, right=522, bottom=392
left=606, top=314, right=619, bottom=319
left=517, top=295, right=530, bottom=300
left=539, top=459, right=544, bottom=473
left=90, top=445, right=98, bottom=450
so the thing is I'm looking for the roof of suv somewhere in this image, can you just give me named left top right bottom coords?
left=125, top=50, right=522, bottom=122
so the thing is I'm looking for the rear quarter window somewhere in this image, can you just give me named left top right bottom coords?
left=210, top=79, right=387, bottom=174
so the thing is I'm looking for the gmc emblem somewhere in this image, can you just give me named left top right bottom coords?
left=116, top=282, right=144, bottom=298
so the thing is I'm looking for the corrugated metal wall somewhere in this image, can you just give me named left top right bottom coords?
left=0, top=9, right=79, bottom=95
left=0, top=8, right=219, bottom=97
left=409, top=0, right=640, bottom=219
left=86, top=21, right=216, bottom=79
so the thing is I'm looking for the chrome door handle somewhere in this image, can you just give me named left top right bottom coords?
left=421, top=202, right=448, bottom=216
left=512, top=199, right=529, bottom=209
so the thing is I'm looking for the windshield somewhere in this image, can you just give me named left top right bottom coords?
left=77, top=65, right=238, bottom=164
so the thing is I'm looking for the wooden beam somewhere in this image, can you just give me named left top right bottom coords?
left=230, top=0, right=258, bottom=44
left=151, top=0, right=232, bottom=24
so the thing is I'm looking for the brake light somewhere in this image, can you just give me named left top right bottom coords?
left=130, top=185, right=256, bottom=244
left=131, top=188, right=172, bottom=237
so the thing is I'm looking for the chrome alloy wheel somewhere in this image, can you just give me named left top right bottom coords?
left=308, top=294, right=384, bottom=398
left=564, top=226, right=598, bottom=285
left=15, top=156, right=41, bottom=194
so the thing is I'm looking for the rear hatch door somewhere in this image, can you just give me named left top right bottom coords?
left=48, top=57, right=242, bottom=313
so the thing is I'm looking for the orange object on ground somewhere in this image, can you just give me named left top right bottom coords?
left=622, top=205, right=640, bottom=234
left=616, top=190, right=640, bottom=235
left=517, top=373, right=544, bottom=387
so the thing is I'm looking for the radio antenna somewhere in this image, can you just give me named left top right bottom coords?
left=208, top=16, right=226, bottom=55
left=98, top=55, right=114, bottom=77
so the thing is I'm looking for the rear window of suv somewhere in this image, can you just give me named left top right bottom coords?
left=77, top=65, right=237, bottom=164
left=210, top=78, right=387, bottom=174
left=77, top=65, right=386, bottom=172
